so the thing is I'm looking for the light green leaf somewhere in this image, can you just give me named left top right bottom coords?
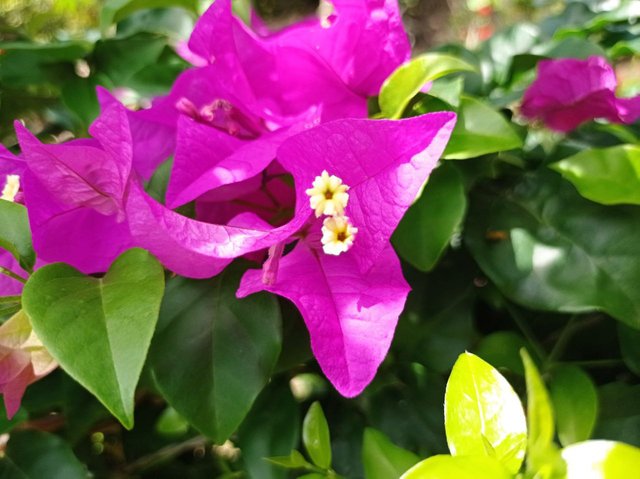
left=443, top=96, right=523, bottom=159
left=551, top=145, right=640, bottom=205
left=22, top=248, right=165, bottom=429
left=379, top=53, right=475, bottom=119
left=1, top=430, right=89, bottom=479
left=149, top=267, right=281, bottom=442
left=549, top=366, right=598, bottom=446
left=362, top=428, right=420, bottom=479
left=0, top=200, right=35, bottom=271
left=400, top=454, right=513, bottom=479
left=155, top=406, right=190, bottom=437
left=521, top=349, right=565, bottom=478
left=303, top=402, right=332, bottom=470
left=562, top=440, right=640, bottom=479
left=392, top=163, right=467, bottom=272
left=445, top=352, right=527, bottom=474
left=265, top=450, right=313, bottom=470
left=465, top=170, right=640, bottom=328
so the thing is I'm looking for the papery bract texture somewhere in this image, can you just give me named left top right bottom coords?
left=264, top=0, right=411, bottom=96
left=276, top=112, right=457, bottom=272
left=0, top=311, right=56, bottom=418
left=521, top=56, right=640, bottom=132
left=238, top=243, right=409, bottom=397
left=14, top=105, right=135, bottom=274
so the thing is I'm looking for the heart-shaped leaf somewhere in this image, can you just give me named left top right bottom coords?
left=22, top=248, right=165, bottom=428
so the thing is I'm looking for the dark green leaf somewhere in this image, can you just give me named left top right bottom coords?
left=362, top=428, right=420, bottom=479
left=22, top=248, right=165, bottom=428
left=393, top=163, right=467, bottom=272
left=100, top=0, right=198, bottom=31
left=303, top=402, right=332, bottom=470
left=2, top=430, right=88, bottom=479
left=149, top=267, right=281, bottom=442
left=549, top=366, right=598, bottom=446
left=465, top=170, right=640, bottom=328
left=237, top=379, right=300, bottom=479
left=445, top=352, right=527, bottom=474
left=618, top=323, right=640, bottom=376
left=475, top=332, right=527, bottom=375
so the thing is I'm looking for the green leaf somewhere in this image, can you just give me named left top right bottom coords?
left=93, top=33, right=167, bottom=86
left=618, top=323, right=640, bottom=376
left=22, top=248, right=165, bottom=428
left=445, top=352, right=527, bottom=474
left=379, top=53, right=475, bottom=119
left=392, top=163, right=467, bottom=272
left=521, top=349, right=565, bottom=477
left=265, top=450, right=313, bottom=470
left=61, top=76, right=100, bottom=128
left=400, top=455, right=513, bottom=479
left=475, top=332, right=527, bottom=375
left=0, top=200, right=35, bottom=271
left=0, top=430, right=89, bottom=478
left=155, top=406, right=190, bottom=437
left=550, top=145, right=640, bottom=205
left=549, top=366, right=598, bottom=446
left=594, top=383, right=640, bottom=447
left=362, top=428, right=420, bottom=479
left=303, top=402, right=332, bottom=470
left=237, top=379, right=300, bottom=479
left=100, top=0, right=198, bottom=31
left=562, top=440, right=640, bottom=479
left=149, top=267, right=281, bottom=442
left=465, top=170, right=640, bottom=328
left=443, top=96, right=523, bottom=159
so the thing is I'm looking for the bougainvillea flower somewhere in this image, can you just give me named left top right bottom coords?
left=0, top=310, right=56, bottom=418
left=0, top=250, right=25, bottom=297
left=14, top=105, right=136, bottom=274
left=237, top=112, right=456, bottom=396
left=521, top=56, right=640, bottom=132
left=186, top=0, right=367, bottom=121
left=262, top=0, right=411, bottom=97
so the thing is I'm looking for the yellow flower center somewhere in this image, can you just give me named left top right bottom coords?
left=1, top=175, right=20, bottom=202
left=321, top=216, right=358, bottom=256
left=305, top=170, right=349, bottom=218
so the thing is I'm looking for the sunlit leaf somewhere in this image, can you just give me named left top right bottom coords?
left=445, top=352, right=527, bottom=474
left=562, top=440, right=640, bottom=479
left=400, top=454, right=512, bottom=479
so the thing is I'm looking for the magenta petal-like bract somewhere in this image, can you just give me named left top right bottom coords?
left=276, top=112, right=457, bottom=272
left=521, top=56, right=640, bottom=132
left=265, top=0, right=411, bottom=96
left=238, top=243, right=409, bottom=397
left=96, top=87, right=175, bottom=180
left=15, top=106, right=135, bottom=274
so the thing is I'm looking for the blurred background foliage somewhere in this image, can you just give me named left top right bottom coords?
left=1, top=0, right=640, bottom=478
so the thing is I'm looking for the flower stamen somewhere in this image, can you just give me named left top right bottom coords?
left=321, top=216, right=358, bottom=255
left=1, top=175, right=20, bottom=202
left=305, top=170, right=349, bottom=217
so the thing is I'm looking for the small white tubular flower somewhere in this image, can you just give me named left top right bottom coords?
left=1, top=175, right=20, bottom=202
left=305, top=170, right=349, bottom=217
left=321, top=216, right=358, bottom=256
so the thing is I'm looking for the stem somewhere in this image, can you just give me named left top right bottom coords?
left=547, top=315, right=579, bottom=364
left=124, top=436, right=208, bottom=473
left=0, top=267, right=26, bottom=284
left=504, top=302, right=547, bottom=363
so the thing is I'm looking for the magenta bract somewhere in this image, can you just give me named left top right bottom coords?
left=521, top=56, right=640, bottom=132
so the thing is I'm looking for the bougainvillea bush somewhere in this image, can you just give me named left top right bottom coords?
left=1, top=0, right=640, bottom=477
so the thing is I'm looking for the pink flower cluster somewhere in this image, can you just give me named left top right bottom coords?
left=1, top=0, right=457, bottom=407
